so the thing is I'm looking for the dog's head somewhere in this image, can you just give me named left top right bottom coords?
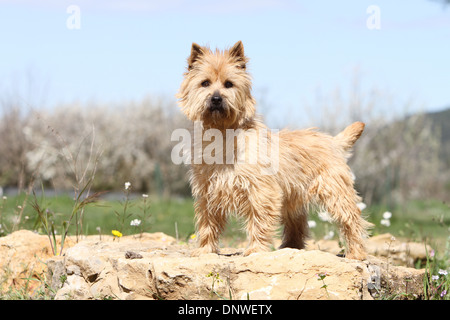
left=177, top=41, right=256, bottom=128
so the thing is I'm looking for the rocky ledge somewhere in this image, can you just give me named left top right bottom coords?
left=0, top=230, right=429, bottom=300
left=44, top=234, right=427, bottom=300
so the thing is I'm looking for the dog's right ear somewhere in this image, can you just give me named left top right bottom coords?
left=188, top=43, right=204, bottom=70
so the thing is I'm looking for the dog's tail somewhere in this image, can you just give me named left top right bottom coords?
left=334, top=122, right=365, bottom=152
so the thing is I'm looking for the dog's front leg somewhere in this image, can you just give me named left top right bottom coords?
left=242, top=190, right=281, bottom=256
left=191, top=197, right=227, bottom=256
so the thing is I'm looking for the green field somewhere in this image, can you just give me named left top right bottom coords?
left=0, top=192, right=196, bottom=241
left=308, top=199, right=450, bottom=252
left=1, top=192, right=448, bottom=251
left=1, top=192, right=449, bottom=300
left=367, top=200, right=450, bottom=250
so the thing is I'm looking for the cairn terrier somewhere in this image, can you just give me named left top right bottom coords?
left=176, top=41, right=372, bottom=259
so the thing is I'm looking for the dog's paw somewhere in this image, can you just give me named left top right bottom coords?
left=191, top=246, right=217, bottom=257
left=243, top=246, right=265, bottom=257
left=344, top=250, right=367, bottom=260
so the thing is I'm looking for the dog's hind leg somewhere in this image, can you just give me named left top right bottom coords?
left=316, top=170, right=372, bottom=260
left=279, top=204, right=309, bottom=250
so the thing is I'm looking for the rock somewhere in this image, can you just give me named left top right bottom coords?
left=365, top=234, right=431, bottom=268
left=125, top=251, right=143, bottom=259
left=0, top=230, right=175, bottom=297
left=47, top=238, right=426, bottom=300
left=0, top=230, right=427, bottom=299
left=0, top=229, right=75, bottom=295
left=307, top=233, right=432, bottom=267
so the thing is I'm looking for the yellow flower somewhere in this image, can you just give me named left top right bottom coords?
left=206, top=272, right=222, bottom=282
left=112, top=230, right=122, bottom=237
left=189, top=234, right=197, bottom=240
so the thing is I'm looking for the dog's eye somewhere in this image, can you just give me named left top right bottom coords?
left=224, top=81, right=233, bottom=88
left=201, top=80, right=210, bottom=88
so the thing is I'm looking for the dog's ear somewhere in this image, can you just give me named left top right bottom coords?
left=188, top=43, right=204, bottom=70
left=230, top=41, right=244, bottom=58
left=229, top=41, right=246, bottom=69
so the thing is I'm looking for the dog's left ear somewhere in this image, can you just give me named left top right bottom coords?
left=229, top=41, right=246, bottom=69
left=230, top=41, right=244, bottom=58
left=188, top=43, right=204, bottom=70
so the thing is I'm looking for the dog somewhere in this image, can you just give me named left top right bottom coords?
left=176, top=41, right=372, bottom=259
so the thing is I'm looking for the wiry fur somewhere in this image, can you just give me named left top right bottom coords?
left=177, top=41, right=373, bottom=259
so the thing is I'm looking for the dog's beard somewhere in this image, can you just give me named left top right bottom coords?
left=200, top=96, right=240, bottom=128
left=205, top=98, right=227, bottom=122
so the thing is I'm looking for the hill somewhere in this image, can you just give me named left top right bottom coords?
left=425, top=106, right=450, bottom=165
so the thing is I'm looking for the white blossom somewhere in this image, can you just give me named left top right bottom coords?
left=318, top=211, right=332, bottom=222
left=307, top=220, right=317, bottom=228
left=438, top=269, right=448, bottom=276
left=382, top=211, right=392, bottom=219
left=356, top=202, right=367, bottom=211
left=130, top=219, right=141, bottom=227
left=324, top=230, right=335, bottom=240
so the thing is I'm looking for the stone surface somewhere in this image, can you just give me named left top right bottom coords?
left=0, top=229, right=74, bottom=295
left=307, top=233, right=431, bottom=268
left=0, top=230, right=175, bottom=296
left=1, top=230, right=428, bottom=299
left=46, top=237, right=425, bottom=300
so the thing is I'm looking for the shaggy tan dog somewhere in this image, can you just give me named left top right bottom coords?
left=177, top=41, right=372, bottom=259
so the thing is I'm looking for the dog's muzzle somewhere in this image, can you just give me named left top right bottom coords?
left=209, top=92, right=224, bottom=113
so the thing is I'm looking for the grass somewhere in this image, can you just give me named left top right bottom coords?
left=0, top=192, right=197, bottom=241
left=368, top=199, right=449, bottom=251
left=1, top=191, right=448, bottom=300
left=1, top=193, right=448, bottom=248
left=307, top=199, right=450, bottom=253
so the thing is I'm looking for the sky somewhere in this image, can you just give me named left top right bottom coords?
left=0, top=0, right=449, bottom=126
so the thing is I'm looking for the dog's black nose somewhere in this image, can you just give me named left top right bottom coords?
left=210, top=94, right=224, bottom=112
left=211, top=95, right=222, bottom=105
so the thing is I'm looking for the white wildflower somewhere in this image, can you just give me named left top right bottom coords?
left=432, top=275, right=439, bottom=281
left=383, top=211, right=392, bottom=219
left=142, top=194, right=149, bottom=198
left=318, top=211, right=332, bottom=222
left=356, top=202, right=367, bottom=211
left=380, top=219, right=391, bottom=227
left=308, top=220, right=317, bottom=228
left=324, top=230, right=335, bottom=240
left=438, top=269, right=448, bottom=276
left=130, top=219, right=141, bottom=227
left=124, top=182, right=131, bottom=190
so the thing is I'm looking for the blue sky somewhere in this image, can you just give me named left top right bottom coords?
left=0, top=0, right=449, bottom=126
